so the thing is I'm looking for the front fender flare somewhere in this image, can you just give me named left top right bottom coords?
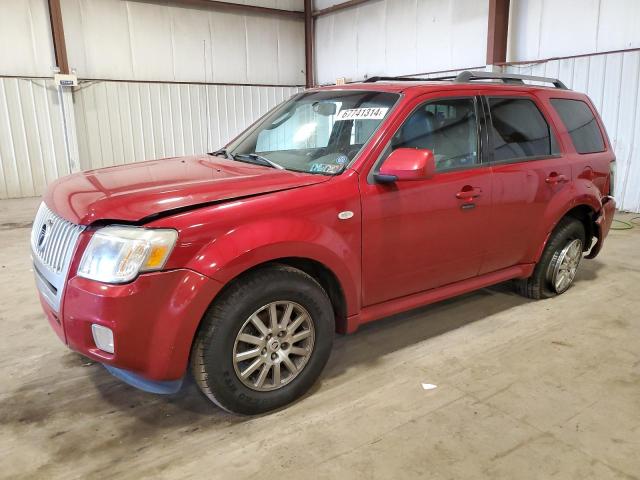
left=186, top=218, right=360, bottom=316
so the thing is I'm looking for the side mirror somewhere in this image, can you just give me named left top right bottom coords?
left=374, top=148, right=435, bottom=183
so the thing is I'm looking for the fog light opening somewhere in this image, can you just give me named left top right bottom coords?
left=92, top=324, right=114, bottom=354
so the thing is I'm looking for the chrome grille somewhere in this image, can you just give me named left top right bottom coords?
left=31, top=202, right=85, bottom=311
left=31, top=203, right=84, bottom=273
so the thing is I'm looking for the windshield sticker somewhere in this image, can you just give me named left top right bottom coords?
left=335, top=155, right=348, bottom=165
left=335, top=107, right=389, bottom=121
left=310, top=163, right=342, bottom=174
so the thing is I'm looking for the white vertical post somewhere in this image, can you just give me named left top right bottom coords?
left=57, top=85, right=80, bottom=173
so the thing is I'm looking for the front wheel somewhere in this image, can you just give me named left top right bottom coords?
left=190, top=264, right=334, bottom=415
left=516, top=218, right=586, bottom=299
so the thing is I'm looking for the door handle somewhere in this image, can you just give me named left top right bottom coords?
left=456, top=186, right=482, bottom=200
left=545, top=172, right=568, bottom=184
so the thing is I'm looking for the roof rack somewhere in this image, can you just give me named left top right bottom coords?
left=452, top=71, right=567, bottom=89
left=363, top=76, right=432, bottom=83
left=363, top=70, right=568, bottom=89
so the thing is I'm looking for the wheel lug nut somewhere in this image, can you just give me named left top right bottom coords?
left=261, top=348, right=267, bottom=355
left=281, top=343, right=289, bottom=349
left=271, top=353, right=278, bottom=360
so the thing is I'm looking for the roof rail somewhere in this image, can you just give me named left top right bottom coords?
left=362, top=70, right=568, bottom=89
left=363, top=76, right=431, bottom=83
left=446, top=70, right=568, bottom=89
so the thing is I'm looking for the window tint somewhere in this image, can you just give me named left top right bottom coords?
left=488, top=98, right=558, bottom=162
left=551, top=99, right=605, bottom=154
left=389, top=98, right=478, bottom=171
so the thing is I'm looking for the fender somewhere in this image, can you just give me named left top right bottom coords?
left=527, top=179, right=604, bottom=263
left=185, top=217, right=361, bottom=316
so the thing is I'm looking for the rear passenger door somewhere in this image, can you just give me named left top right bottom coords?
left=479, top=93, right=572, bottom=274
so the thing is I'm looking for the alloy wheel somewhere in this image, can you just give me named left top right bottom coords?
left=232, top=301, right=315, bottom=391
left=548, top=238, right=583, bottom=293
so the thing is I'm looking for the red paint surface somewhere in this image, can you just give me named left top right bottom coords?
left=62, top=269, right=222, bottom=380
left=45, top=155, right=330, bottom=225
left=38, top=81, right=616, bottom=382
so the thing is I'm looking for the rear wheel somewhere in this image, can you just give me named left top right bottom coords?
left=516, top=218, right=585, bottom=299
left=190, top=264, right=334, bottom=415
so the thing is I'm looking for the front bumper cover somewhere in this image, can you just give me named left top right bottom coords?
left=103, top=364, right=184, bottom=394
left=42, top=268, right=222, bottom=383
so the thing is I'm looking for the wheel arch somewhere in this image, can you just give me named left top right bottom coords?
left=533, top=202, right=600, bottom=263
left=274, top=257, right=348, bottom=333
left=199, top=257, right=351, bottom=335
left=564, top=204, right=597, bottom=251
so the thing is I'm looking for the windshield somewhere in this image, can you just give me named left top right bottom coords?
left=227, top=90, right=400, bottom=175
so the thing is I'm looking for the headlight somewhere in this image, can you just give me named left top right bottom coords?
left=78, top=226, right=178, bottom=283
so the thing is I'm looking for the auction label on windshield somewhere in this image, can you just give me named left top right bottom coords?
left=335, top=107, right=389, bottom=121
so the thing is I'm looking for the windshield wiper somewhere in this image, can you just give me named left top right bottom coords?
left=234, top=153, right=285, bottom=170
left=208, top=148, right=234, bottom=160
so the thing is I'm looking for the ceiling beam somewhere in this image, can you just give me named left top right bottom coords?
left=486, top=0, right=510, bottom=65
left=136, top=0, right=304, bottom=19
left=305, top=0, right=314, bottom=87
left=48, top=0, right=70, bottom=74
left=313, top=0, right=371, bottom=17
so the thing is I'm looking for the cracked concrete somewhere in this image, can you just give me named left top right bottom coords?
left=1, top=197, right=639, bottom=479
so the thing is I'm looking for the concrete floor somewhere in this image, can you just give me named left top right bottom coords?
left=1, top=197, right=639, bottom=480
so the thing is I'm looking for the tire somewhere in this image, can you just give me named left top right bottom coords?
left=516, top=218, right=586, bottom=300
left=190, top=264, right=334, bottom=415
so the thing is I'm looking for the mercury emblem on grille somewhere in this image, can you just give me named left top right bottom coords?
left=37, top=219, right=53, bottom=251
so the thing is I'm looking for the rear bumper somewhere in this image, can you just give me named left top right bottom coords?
left=39, top=268, right=222, bottom=382
left=586, top=195, right=616, bottom=259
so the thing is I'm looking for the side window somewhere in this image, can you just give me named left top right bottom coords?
left=389, top=97, right=479, bottom=171
left=488, top=97, right=558, bottom=162
left=550, top=99, right=605, bottom=154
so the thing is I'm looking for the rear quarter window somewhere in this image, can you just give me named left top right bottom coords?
left=550, top=98, right=605, bottom=154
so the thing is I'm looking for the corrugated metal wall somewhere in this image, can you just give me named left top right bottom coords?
left=314, top=0, right=488, bottom=85
left=504, top=52, right=640, bottom=212
left=508, top=0, right=640, bottom=62
left=60, top=0, right=305, bottom=85
left=73, top=81, right=303, bottom=171
left=0, top=0, right=56, bottom=78
left=0, top=77, right=77, bottom=199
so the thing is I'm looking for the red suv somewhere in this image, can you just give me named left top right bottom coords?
left=32, top=71, right=616, bottom=414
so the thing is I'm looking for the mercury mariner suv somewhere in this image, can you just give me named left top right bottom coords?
left=31, top=71, right=616, bottom=414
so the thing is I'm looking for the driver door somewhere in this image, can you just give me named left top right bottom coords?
left=360, top=93, right=493, bottom=306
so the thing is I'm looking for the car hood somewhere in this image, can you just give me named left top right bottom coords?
left=44, top=155, right=330, bottom=225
